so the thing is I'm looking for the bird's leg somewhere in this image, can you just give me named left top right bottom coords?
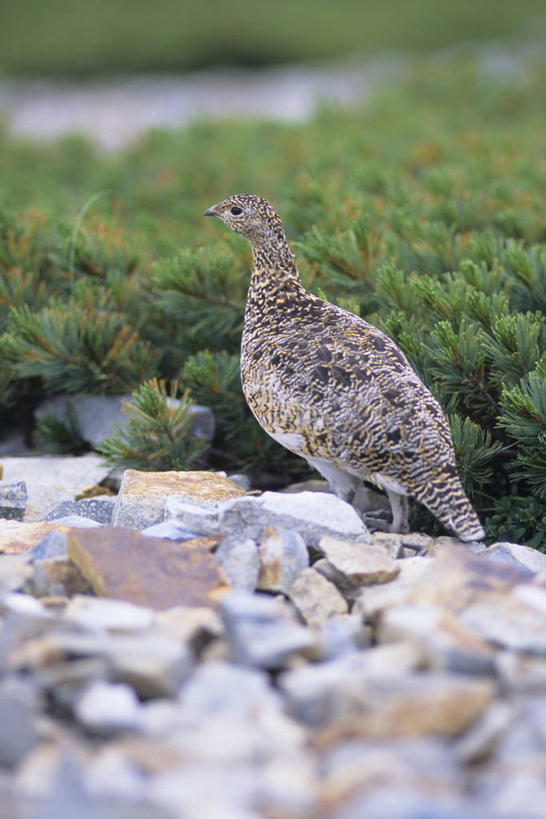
left=385, top=490, right=409, bottom=534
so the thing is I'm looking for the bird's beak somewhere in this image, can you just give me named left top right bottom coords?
left=203, top=205, right=218, bottom=217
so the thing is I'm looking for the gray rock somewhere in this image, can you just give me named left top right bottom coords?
left=141, top=519, right=204, bottom=541
left=42, top=514, right=102, bottom=528
left=63, top=596, right=155, bottom=632
left=35, top=394, right=214, bottom=448
left=288, top=567, right=348, bottom=628
left=218, top=490, right=370, bottom=546
left=28, top=531, right=69, bottom=561
left=226, top=473, right=251, bottom=490
left=0, top=679, right=39, bottom=766
left=0, top=480, right=27, bottom=521
left=164, top=498, right=220, bottom=534
left=454, top=701, right=514, bottom=763
left=460, top=591, right=546, bottom=654
left=45, top=496, right=115, bottom=525
left=220, top=591, right=314, bottom=668
left=484, top=541, right=546, bottom=575
left=319, top=614, right=370, bottom=659
left=214, top=535, right=260, bottom=592
left=74, top=680, right=142, bottom=733
left=257, top=527, right=309, bottom=593
left=178, top=661, right=281, bottom=715
left=0, top=554, right=33, bottom=595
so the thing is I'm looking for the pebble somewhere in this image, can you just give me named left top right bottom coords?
left=45, top=496, right=115, bottom=525
left=214, top=534, right=260, bottom=592
left=220, top=591, right=314, bottom=668
left=257, top=526, right=309, bottom=593
left=74, top=680, right=142, bottom=733
left=288, top=567, right=348, bottom=627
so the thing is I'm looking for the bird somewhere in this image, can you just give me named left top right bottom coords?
left=203, top=194, right=485, bottom=541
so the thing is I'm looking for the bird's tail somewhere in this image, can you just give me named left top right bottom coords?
left=418, top=477, right=485, bottom=542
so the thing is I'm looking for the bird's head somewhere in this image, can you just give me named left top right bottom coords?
left=203, top=194, right=286, bottom=246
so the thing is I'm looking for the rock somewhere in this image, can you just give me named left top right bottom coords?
left=141, top=519, right=205, bottom=541
left=495, top=650, right=546, bottom=694
left=0, top=480, right=27, bottom=521
left=321, top=736, right=461, bottom=805
left=214, top=535, right=260, bottom=592
left=372, top=530, right=433, bottom=558
left=454, top=701, right=514, bottom=763
left=45, top=496, right=115, bottom=525
left=257, top=526, right=309, bottom=593
left=354, top=556, right=434, bottom=618
left=288, top=568, right=348, bottom=628
left=376, top=603, right=494, bottom=674
left=164, top=498, right=222, bottom=535
left=63, top=596, right=155, bottom=632
left=178, top=661, right=281, bottom=716
left=32, top=556, right=91, bottom=598
left=154, top=606, right=223, bottom=653
left=0, top=520, right=69, bottom=555
left=67, top=527, right=229, bottom=610
left=218, top=490, right=370, bottom=547
left=0, top=553, right=32, bottom=594
left=226, top=473, right=251, bottom=490
left=336, top=786, right=475, bottom=819
left=43, top=515, right=103, bottom=528
left=220, top=591, right=314, bottom=668
left=460, top=591, right=546, bottom=654
left=35, top=393, right=215, bottom=447
left=484, top=541, right=546, bottom=575
left=312, top=673, right=494, bottom=747
left=0, top=678, right=39, bottom=766
left=110, top=635, right=192, bottom=698
left=0, top=454, right=111, bottom=520
left=113, top=469, right=246, bottom=530
left=28, top=531, right=70, bottom=561
left=278, top=644, right=425, bottom=727
left=319, top=615, right=370, bottom=660
left=318, top=535, right=400, bottom=585
left=74, top=680, right=142, bottom=733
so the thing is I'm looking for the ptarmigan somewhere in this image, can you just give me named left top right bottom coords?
left=204, top=194, right=485, bottom=541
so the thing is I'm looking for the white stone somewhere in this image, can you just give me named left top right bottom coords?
left=74, top=681, right=141, bottom=733
left=63, top=596, right=155, bottom=632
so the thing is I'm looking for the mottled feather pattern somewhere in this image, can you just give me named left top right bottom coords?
left=204, top=194, right=485, bottom=541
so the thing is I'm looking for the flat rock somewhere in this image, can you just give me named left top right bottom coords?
left=0, top=454, right=111, bottom=520
left=0, top=480, right=27, bottom=521
left=288, top=568, right=348, bottom=628
left=220, top=591, right=314, bottom=668
left=0, top=520, right=69, bottom=555
left=0, top=553, right=33, bottom=594
left=460, top=590, right=546, bottom=654
left=218, top=490, right=370, bottom=546
left=28, top=531, right=70, bottom=561
left=113, top=469, right=246, bottom=529
left=257, top=526, right=309, bottom=593
left=154, top=606, right=224, bottom=651
left=67, top=526, right=229, bottom=610
left=214, top=534, right=260, bottom=592
left=45, top=496, right=115, bottom=525
left=74, top=680, right=142, bottom=734
left=318, top=535, right=399, bottom=585
left=141, top=519, right=205, bottom=541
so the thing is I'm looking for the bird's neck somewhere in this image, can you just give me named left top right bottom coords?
left=250, top=235, right=300, bottom=289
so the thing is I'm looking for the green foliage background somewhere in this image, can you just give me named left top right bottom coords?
left=0, top=59, right=545, bottom=546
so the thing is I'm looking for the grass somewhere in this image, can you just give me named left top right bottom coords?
left=1, top=0, right=545, bottom=76
left=0, top=57, right=545, bottom=545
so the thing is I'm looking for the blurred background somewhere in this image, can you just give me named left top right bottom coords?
left=1, top=0, right=545, bottom=148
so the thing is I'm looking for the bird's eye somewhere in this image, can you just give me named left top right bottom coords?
left=230, top=206, right=243, bottom=216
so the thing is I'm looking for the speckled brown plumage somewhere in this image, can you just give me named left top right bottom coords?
left=204, top=194, right=485, bottom=541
